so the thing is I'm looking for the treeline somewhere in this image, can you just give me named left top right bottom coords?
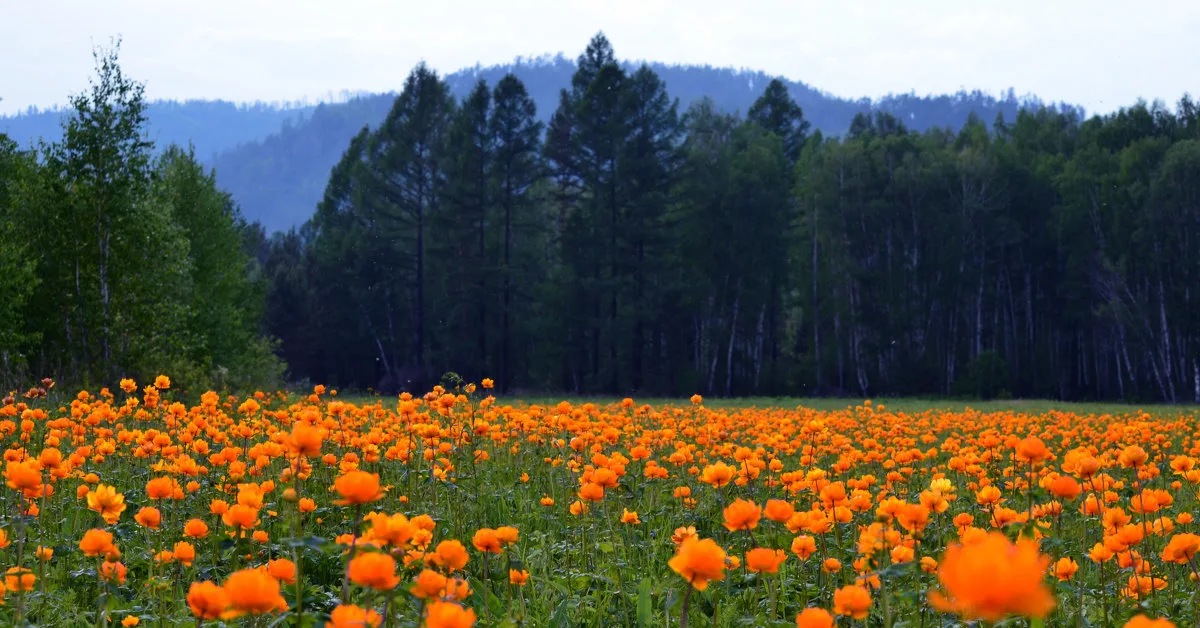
left=0, top=47, right=282, bottom=394
left=259, top=34, right=1200, bottom=402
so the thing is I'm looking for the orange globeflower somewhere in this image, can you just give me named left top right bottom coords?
left=153, top=375, right=171, bottom=389
left=832, top=585, right=872, bottom=619
left=745, top=548, right=787, bottom=574
left=930, top=531, right=1054, bottom=621
left=222, top=504, right=260, bottom=530
left=700, top=461, right=735, bottom=488
left=134, top=506, right=162, bottom=530
left=5, top=460, right=42, bottom=492
left=187, top=581, right=230, bottom=620
left=1015, top=436, right=1051, bottom=465
left=472, top=528, right=502, bottom=554
left=289, top=421, right=325, bottom=457
left=1161, top=533, right=1200, bottom=564
left=723, top=498, right=762, bottom=532
left=410, top=569, right=448, bottom=599
left=79, top=529, right=115, bottom=557
left=145, top=477, right=178, bottom=500
left=1051, top=557, right=1079, bottom=581
left=431, top=540, right=470, bottom=572
left=509, top=569, right=530, bottom=585
left=223, top=568, right=287, bottom=616
left=424, top=601, right=477, bottom=628
left=326, top=605, right=382, bottom=628
left=333, top=471, right=384, bottom=505
left=764, top=499, right=796, bottom=523
left=791, top=535, right=818, bottom=560
left=1124, top=615, right=1177, bottom=628
left=348, top=552, right=400, bottom=590
left=795, top=607, right=835, bottom=628
left=267, top=558, right=297, bottom=584
left=672, top=526, right=698, bottom=546
left=1047, top=475, right=1082, bottom=501
left=5, top=566, right=35, bottom=591
left=668, top=537, right=727, bottom=590
left=87, top=485, right=127, bottom=524
left=173, top=541, right=196, bottom=567
left=184, top=518, right=210, bottom=539
left=621, top=509, right=641, bottom=525
left=577, top=482, right=604, bottom=502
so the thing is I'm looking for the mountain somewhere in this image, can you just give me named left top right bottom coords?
left=0, top=99, right=316, bottom=163
left=1, top=56, right=1081, bottom=232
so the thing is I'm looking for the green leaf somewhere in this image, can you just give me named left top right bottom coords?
left=636, top=578, right=653, bottom=627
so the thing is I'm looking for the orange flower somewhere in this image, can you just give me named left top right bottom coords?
left=86, top=484, right=127, bottom=525
left=222, top=504, right=260, bottom=530
left=333, top=471, right=384, bottom=505
left=431, top=540, right=470, bottom=572
left=5, top=567, right=35, bottom=591
left=187, top=581, right=229, bottom=620
left=1051, top=557, right=1078, bottom=581
left=795, top=608, right=835, bottom=628
left=184, top=518, right=210, bottom=539
left=223, top=568, right=287, bottom=616
left=134, top=506, right=162, bottom=530
left=929, top=531, right=1054, bottom=621
left=1124, top=615, right=1177, bottom=628
left=700, top=461, right=735, bottom=488
left=495, top=526, right=519, bottom=545
left=1015, top=436, right=1051, bottom=465
left=98, top=562, right=126, bottom=585
left=326, top=605, right=382, bottom=628
left=299, top=498, right=317, bottom=513
left=620, top=509, right=641, bottom=524
left=348, top=551, right=399, bottom=590
left=173, top=541, right=196, bottom=567
left=5, top=460, right=42, bottom=492
left=1161, top=533, right=1200, bottom=564
left=472, top=528, right=502, bottom=553
left=154, top=375, right=171, bottom=389
left=79, top=529, right=115, bottom=557
left=289, top=421, right=325, bottom=457
left=145, top=477, right=178, bottom=500
left=832, top=585, right=872, bottom=619
left=723, top=498, right=761, bottom=532
left=745, top=548, right=787, bottom=574
left=668, top=537, right=727, bottom=590
left=672, top=526, right=698, bottom=546
left=424, top=601, right=477, bottom=628
left=764, top=499, right=796, bottom=523
left=577, top=482, right=604, bottom=502
left=410, top=568, right=448, bottom=599
left=509, top=569, right=530, bottom=585
left=267, top=558, right=297, bottom=584
left=791, top=535, right=818, bottom=560
left=1047, top=475, right=1082, bottom=501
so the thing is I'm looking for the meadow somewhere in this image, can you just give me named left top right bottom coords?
left=0, top=377, right=1197, bottom=627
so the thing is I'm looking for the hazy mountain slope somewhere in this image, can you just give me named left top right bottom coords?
left=1, top=100, right=315, bottom=162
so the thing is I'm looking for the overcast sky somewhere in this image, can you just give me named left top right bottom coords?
left=2, top=1, right=1198, bottom=116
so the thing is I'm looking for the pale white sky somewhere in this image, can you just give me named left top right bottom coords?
left=2, top=0, right=1197, bottom=115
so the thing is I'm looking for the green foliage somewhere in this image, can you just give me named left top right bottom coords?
left=0, top=44, right=282, bottom=394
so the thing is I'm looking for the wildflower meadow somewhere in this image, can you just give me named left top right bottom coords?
left=0, top=377, right=1196, bottom=627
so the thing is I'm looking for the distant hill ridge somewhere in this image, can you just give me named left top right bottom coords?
left=0, top=55, right=1080, bottom=231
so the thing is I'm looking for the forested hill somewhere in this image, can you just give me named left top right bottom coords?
left=1, top=56, right=1079, bottom=232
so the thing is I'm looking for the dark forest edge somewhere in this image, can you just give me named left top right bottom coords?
left=3, top=35, right=1200, bottom=403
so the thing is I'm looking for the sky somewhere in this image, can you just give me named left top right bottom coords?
left=2, top=0, right=1198, bottom=116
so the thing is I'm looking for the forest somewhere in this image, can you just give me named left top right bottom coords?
left=3, top=35, right=1200, bottom=402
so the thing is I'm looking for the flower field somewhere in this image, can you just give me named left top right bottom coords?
left=0, top=377, right=1197, bottom=626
